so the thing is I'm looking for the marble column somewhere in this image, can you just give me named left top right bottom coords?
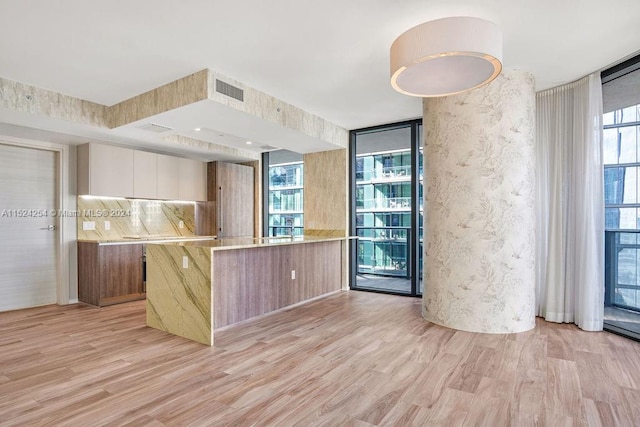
left=303, top=148, right=348, bottom=237
left=303, top=148, right=350, bottom=290
left=422, top=70, right=536, bottom=333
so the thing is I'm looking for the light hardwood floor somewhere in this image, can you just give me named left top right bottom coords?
left=1, top=291, right=640, bottom=426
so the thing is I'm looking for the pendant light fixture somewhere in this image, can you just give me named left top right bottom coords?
left=390, top=17, right=503, bottom=97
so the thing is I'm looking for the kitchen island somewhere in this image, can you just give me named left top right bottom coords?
left=77, top=235, right=216, bottom=307
left=145, top=236, right=349, bottom=345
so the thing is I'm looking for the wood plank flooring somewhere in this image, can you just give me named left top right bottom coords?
left=1, top=291, right=640, bottom=426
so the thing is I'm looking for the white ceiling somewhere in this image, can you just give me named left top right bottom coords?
left=0, top=0, right=639, bottom=158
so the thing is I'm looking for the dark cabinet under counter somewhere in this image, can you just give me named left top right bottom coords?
left=78, top=242, right=145, bottom=307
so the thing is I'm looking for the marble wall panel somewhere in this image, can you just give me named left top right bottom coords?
left=109, top=70, right=209, bottom=128
left=146, top=244, right=213, bottom=346
left=163, top=134, right=260, bottom=161
left=0, top=70, right=347, bottom=157
left=303, top=148, right=347, bottom=235
left=0, top=77, right=108, bottom=127
left=77, top=197, right=196, bottom=240
left=207, top=70, right=348, bottom=149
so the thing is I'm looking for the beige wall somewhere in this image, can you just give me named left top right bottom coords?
left=303, top=149, right=348, bottom=237
left=422, top=69, right=536, bottom=334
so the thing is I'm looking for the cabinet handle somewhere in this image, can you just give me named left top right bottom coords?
left=218, top=186, right=223, bottom=236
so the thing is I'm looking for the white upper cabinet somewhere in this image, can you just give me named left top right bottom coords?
left=78, top=143, right=134, bottom=198
left=178, top=158, right=207, bottom=202
left=78, top=143, right=206, bottom=201
left=133, top=151, right=158, bottom=199
left=157, top=154, right=179, bottom=200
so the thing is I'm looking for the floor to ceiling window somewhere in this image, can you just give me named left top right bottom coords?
left=350, top=120, right=423, bottom=296
left=262, top=150, right=304, bottom=237
left=602, top=54, right=640, bottom=339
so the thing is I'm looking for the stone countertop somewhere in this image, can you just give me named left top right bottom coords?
left=77, top=236, right=217, bottom=245
left=149, top=235, right=356, bottom=251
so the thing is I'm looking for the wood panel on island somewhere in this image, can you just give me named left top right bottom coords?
left=146, top=238, right=345, bottom=346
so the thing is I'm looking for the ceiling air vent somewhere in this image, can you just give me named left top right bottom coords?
left=260, top=144, right=279, bottom=151
left=216, top=79, right=244, bottom=102
left=138, top=123, right=173, bottom=133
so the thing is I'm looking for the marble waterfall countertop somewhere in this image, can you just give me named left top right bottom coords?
left=77, top=235, right=217, bottom=245
left=148, top=235, right=355, bottom=251
left=146, top=234, right=350, bottom=345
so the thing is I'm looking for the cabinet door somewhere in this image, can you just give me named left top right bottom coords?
left=178, top=158, right=206, bottom=201
left=99, top=244, right=144, bottom=304
left=133, top=151, right=157, bottom=199
left=216, top=162, right=254, bottom=237
left=157, top=154, right=179, bottom=200
left=78, top=143, right=134, bottom=197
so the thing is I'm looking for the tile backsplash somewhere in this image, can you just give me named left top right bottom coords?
left=77, top=197, right=196, bottom=240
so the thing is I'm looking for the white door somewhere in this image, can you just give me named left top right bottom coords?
left=0, top=143, right=57, bottom=311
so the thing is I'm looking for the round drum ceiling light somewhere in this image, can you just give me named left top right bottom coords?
left=390, top=17, right=503, bottom=97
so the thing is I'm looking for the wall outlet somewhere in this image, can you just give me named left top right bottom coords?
left=179, top=220, right=184, bottom=229
left=291, top=270, right=296, bottom=280
left=183, top=256, right=189, bottom=269
left=104, top=221, right=110, bottom=230
left=82, top=221, right=95, bottom=231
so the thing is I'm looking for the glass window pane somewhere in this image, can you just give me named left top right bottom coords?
left=619, top=207, right=639, bottom=229
left=354, top=125, right=412, bottom=294
left=620, top=232, right=640, bottom=245
left=623, top=167, right=639, bottom=204
left=603, top=111, right=615, bottom=126
left=619, top=105, right=640, bottom=125
left=268, top=150, right=303, bottom=237
left=603, top=128, right=619, bottom=164
left=619, top=127, right=637, bottom=164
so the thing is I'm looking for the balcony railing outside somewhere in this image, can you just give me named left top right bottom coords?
left=269, top=226, right=304, bottom=237
left=356, top=197, right=424, bottom=211
left=356, top=165, right=423, bottom=181
left=357, top=226, right=415, bottom=278
left=605, top=230, right=640, bottom=311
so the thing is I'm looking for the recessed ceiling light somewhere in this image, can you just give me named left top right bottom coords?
left=194, top=128, right=201, bottom=132
left=246, top=141, right=253, bottom=145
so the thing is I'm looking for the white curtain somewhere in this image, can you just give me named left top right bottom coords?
left=536, top=73, right=604, bottom=331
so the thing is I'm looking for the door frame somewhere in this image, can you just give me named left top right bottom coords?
left=349, top=119, right=423, bottom=297
left=0, top=135, right=76, bottom=305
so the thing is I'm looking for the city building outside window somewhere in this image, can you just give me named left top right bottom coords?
left=603, top=102, right=640, bottom=311
left=351, top=121, right=423, bottom=296
left=267, top=150, right=303, bottom=237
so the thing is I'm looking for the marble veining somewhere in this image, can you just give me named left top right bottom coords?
left=0, top=77, right=108, bottom=128
left=304, top=229, right=346, bottom=238
left=303, top=149, right=347, bottom=233
left=207, top=71, right=348, bottom=149
left=147, top=238, right=344, bottom=344
left=163, top=134, right=260, bottom=161
left=77, top=197, right=196, bottom=241
left=146, top=244, right=213, bottom=346
left=0, top=70, right=347, bottom=155
left=109, top=70, right=209, bottom=128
